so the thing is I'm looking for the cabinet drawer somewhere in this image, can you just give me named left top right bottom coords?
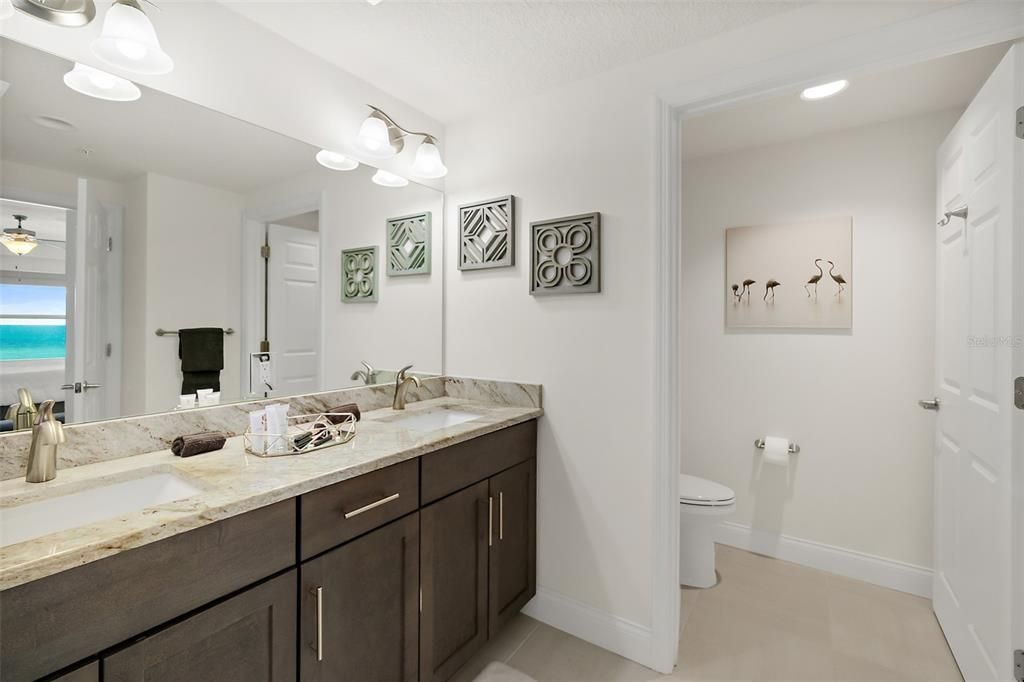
left=0, top=500, right=295, bottom=682
left=300, top=459, right=418, bottom=559
left=421, top=420, right=537, bottom=504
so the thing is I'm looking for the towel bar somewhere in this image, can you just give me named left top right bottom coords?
left=155, top=328, right=235, bottom=336
left=753, top=438, right=800, bottom=454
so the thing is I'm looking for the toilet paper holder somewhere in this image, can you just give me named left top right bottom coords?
left=754, top=438, right=800, bottom=454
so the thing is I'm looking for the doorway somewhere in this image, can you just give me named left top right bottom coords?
left=654, top=16, right=1023, bottom=678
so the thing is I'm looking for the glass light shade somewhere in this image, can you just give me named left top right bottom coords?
left=315, top=149, right=359, bottom=171
left=0, top=0, right=14, bottom=20
left=371, top=170, right=408, bottom=188
left=1, top=231, right=39, bottom=256
left=64, top=63, right=141, bottom=102
left=356, top=115, right=396, bottom=158
left=800, top=79, right=848, bottom=101
left=411, top=139, right=448, bottom=179
left=91, top=2, right=173, bottom=75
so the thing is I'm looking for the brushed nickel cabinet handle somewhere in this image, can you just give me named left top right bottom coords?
left=344, top=492, right=400, bottom=519
left=488, top=496, right=493, bottom=547
left=499, top=491, right=504, bottom=541
left=311, top=586, right=323, bottom=662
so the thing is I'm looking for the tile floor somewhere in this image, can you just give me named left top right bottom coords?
left=455, top=545, right=963, bottom=682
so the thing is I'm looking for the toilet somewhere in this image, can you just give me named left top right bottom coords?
left=679, top=474, right=735, bottom=588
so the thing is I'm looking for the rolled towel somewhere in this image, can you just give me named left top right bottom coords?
left=327, top=403, right=361, bottom=423
left=171, top=431, right=227, bottom=458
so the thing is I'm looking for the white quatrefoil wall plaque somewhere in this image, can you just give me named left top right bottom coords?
left=387, top=212, right=431, bottom=276
left=530, top=212, right=601, bottom=295
left=459, top=195, right=515, bottom=270
left=341, top=246, right=378, bottom=303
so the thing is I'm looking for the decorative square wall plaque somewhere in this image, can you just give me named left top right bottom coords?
left=725, top=217, right=852, bottom=329
left=341, top=246, right=377, bottom=303
left=387, top=212, right=431, bottom=276
left=530, top=212, right=601, bottom=295
left=459, top=195, right=515, bottom=270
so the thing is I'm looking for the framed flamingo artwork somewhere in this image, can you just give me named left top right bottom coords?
left=724, top=217, right=852, bottom=329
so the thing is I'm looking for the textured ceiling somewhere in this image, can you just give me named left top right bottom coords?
left=224, top=0, right=803, bottom=123
left=683, top=41, right=1011, bottom=160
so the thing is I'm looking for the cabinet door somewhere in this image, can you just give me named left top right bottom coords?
left=420, top=480, right=489, bottom=682
left=103, top=570, right=296, bottom=682
left=488, top=459, right=536, bottom=635
left=301, top=513, right=419, bottom=682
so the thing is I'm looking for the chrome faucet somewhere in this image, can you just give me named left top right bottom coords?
left=350, top=361, right=378, bottom=386
left=25, top=400, right=65, bottom=483
left=392, top=365, right=421, bottom=411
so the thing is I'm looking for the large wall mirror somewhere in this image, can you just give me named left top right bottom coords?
left=0, top=37, right=444, bottom=429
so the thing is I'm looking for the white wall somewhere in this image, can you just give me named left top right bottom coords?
left=681, top=110, right=961, bottom=568
left=124, top=173, right=243, bottom=414
left=246, top=166, right=444, bottom=391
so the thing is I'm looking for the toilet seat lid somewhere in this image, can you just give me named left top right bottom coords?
left=679, top=474, right=735, bottom=506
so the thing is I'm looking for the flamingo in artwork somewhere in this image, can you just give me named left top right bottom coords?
left=805, top=259, right=825, bottom=297
left=763, top=279, right=781, bottom=301
left=740, top=279, right=756, bottom=301
left=827, top=260, right=847, bottom=295
left=731, top=284, right=740, bottom=302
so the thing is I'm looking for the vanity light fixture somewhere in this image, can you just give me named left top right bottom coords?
left=0, top=0, right=14, bottom=20
left=10, top=0, right=95, bottom=27
left=1, top=215, right=39, bottom=256
left=411, top=136, right=448, bottom=179
left=355, top=105, right=448, bottom=177
left=91, top=0, right=173, bottom=76
left=64, top=62, right=141, bottom=101
left=315, top=149, right=359, bottom=171
left=371, top=170, right=409, bottom=188
left=800, top=79, right=848, bottom=101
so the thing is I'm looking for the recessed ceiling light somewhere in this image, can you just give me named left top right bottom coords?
left=315, top=149, right=359, bottom=171
left=371, top=170, right=408, bottom=188
left=800, top=79, right=848, bottom=101
left=32, top=115, right=77, bottom=131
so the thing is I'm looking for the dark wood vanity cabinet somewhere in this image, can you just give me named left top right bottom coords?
left=3, top=419, right=537, bottom=682
left=300, top=513, right=420, bottom=682
left=103, top=571, right=297, bottom=682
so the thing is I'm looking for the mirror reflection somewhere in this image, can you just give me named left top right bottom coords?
left=0, top=38, right=443, bottom=429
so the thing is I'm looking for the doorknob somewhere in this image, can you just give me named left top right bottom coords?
left=82, top=382, right=102, bottom=391
left=60, top=382, right=102, bottom=394
left=918, top=398, right=941, bottom=411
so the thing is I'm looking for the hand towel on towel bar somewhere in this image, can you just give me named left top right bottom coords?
left=178, top=328, right=224, bottom=395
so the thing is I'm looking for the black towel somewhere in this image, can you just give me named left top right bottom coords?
left=327, top=403, right=361, bottom=423
left=178, top=328, right=224, bottom=395
left=171, top=431, right=227, bottom=457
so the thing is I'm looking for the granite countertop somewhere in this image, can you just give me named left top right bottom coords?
left=0, top=397, right=542, bottom=591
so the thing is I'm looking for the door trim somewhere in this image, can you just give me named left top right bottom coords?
left=653, top=4, right=1024, bottom=674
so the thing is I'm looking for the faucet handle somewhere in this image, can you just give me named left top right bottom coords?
left=35, top=400, right=66, bottom=444
left=362, top=361, right=376, bottom=375
left=397, top=364, right=414, bottom=381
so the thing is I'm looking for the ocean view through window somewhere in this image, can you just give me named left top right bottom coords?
left=0, top=284, right=68, bottom=361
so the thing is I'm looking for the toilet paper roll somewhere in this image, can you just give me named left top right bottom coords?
left=761, top=436, right=791, bottom=466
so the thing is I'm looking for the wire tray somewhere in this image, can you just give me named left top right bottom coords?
left=243, top=412, right=356, bottom=457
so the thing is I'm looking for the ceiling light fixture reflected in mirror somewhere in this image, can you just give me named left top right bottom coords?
left=0, top=0, right=14, bottom=19
left=371, top=169, right=408, bottom=188
left=800, top=79, right=848, bottom=101
left=10, top=0, right=95, bottom=27
left=91, top=0, right=173, bottom=75
left=64, top=62, right=141, bottom=101
left=1, top=215, right=39, bottom=256
left=411, top=136, right=448, bottom=179
left=315, top=149, right=359, bottom=171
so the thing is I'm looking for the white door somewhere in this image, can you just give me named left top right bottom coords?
left=932, top=45, right=1020, bottom=681
left=267, top=223, right=320, bottom=397
left=65, top=179, right=123, bottom=423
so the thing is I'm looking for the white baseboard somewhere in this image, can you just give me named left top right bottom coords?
left=715, top=521, right=933, bottom=598
left=522, top=587, right=655, bottom=669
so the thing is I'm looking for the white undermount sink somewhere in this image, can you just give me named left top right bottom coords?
left=386, top=408, right=482, bottom=433
left=0, top=471, right=203, bottom=549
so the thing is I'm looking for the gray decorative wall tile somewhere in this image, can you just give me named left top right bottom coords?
left=459, top=195, right=515, bottom=270
left=387, top=212, right=431, bottom=276
left=342, top=246, right=378, bottom=302
left=530, top=212, right=601, bottom=295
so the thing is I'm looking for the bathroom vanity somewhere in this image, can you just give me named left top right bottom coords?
left=0, top=389, right=540, bottom=682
